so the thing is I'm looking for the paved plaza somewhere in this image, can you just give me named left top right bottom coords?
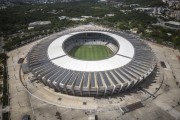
left=7, top=30, right=180, bottom=120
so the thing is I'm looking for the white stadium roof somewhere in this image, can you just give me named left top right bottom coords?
left=47, top=31, right=134, bottom=72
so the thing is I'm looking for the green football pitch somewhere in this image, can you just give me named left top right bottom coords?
left=68, top=45, right=114, bottom=60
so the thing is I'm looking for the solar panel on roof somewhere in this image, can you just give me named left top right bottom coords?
left=101, top=72, right=111, bottom=86
left=96, top=73, right=103, bottom=87
left=83, top=73, right=89, bottom=87
left=90, top=72, right=95, bottom=87
left=61, top=71, right=74, bottom=84
left=111, top=70, right=125, bottom=83
left=130, top=62, right=148, bottom=70
left=74, top=72, right=83, bottom=86
left=124, top=67, right=142, bottom=77
left=33, top=65, right=51, bottom=75
left=130, top=65, right=145, bottom=73
left=38, top=66, right=56, bottom=77
left=43, top=68, right=59, bottom=79
left=48, top=69, right=63, bottom=81
left=116, top=69, right=132, bottom=81
left=51, top=70, right=66, bottom=83
left=67, top=72, right=78, bottom=85
left=106, top=71, right=118, bottom=84
left=57, top=70, right=70, bottom=83
left=121, top=68, right=138, bottom=81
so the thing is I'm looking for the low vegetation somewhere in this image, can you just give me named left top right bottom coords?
left=0, top=0, right=179, bottom=51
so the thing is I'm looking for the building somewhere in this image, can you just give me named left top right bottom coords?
left=28, top=21, right=51, bottom=29
left=164, top=21, right=180, bottom=29
left=105, top=14, right=115, bottom=17
left=58, top=16, right=68, bottom=20
left=26, top=27, right=156, bottom=96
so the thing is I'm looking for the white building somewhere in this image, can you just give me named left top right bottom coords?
left=28, top=21, right=51, bottom=29
left=105, top=14, right=115, bottom=17
left=164, top=21, right=180, bottom=29
left=58, top=16, right=68, bottom=20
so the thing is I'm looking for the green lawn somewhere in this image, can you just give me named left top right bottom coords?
left=68, top=45, right=113, bottom=60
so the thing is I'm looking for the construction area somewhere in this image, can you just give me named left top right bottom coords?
left=6, top=30, right=180, bottom=120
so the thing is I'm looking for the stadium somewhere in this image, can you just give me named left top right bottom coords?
left=27, top=27, right=156, bottom=96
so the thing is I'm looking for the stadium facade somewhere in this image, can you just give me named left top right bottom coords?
left=27, top=26, right=156, bottom=96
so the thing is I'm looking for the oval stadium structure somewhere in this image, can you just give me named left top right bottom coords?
left=27, top=27, right=156, bottom=96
